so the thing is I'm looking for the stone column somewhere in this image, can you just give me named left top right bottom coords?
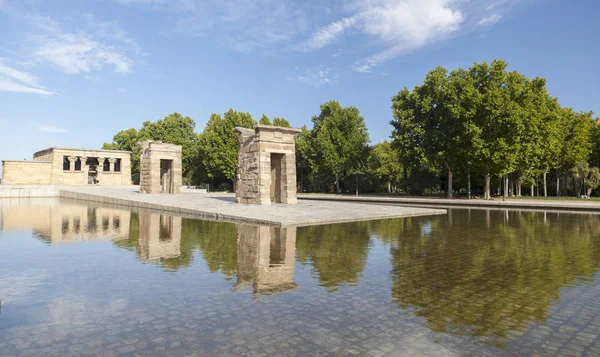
left=69, top=156, right=77, bottom=172
left=80, top=156, right=88, bottom=184
left=108, top=158, right=116, bottom=172
left=98, top=158, right=105, bottom=183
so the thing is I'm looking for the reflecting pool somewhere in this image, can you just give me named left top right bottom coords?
left=1, top=198, right=600, bottom=356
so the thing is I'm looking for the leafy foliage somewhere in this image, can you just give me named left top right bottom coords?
left=297, top=101, right=370, bottom=192
left=197, top=109, right=256, bottom=185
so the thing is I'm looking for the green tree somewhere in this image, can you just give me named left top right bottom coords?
left=590, top=119, right=600, bottom=168
left=369, top=141, right=403, bottom=193
left=558, top=110, right=594, bottom=196
left=586, top=167, right=600, bottom=197
left=308, top=101, right=370, bottom=193
left=137, top=113, right=199, bottom=184
left=259, top=114, right=271, bottom=125
left=272, top=117, right=291, bottom=128
left=197, top=109, right=256, bottom=188
left=102, top=128, right=140, bottom=183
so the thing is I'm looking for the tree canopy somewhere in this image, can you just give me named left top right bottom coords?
left=297, top=100, right=370, bottom=193
left=391, top=60, right=599, bottom=198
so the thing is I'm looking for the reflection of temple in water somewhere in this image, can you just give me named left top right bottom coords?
left=0, top=199, right=131, bottom=243
left=137, top=211, right=182, bottom=261
left=235, top=225, right=297, bottom=294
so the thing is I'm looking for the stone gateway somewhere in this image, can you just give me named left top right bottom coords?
left=139, top=141, right=183, bottom=194
left=234, top=125, right=302, bottom=205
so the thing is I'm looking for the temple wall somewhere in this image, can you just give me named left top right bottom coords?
left=49, top=149, right=131, bottom=185
left=1, top=161, right=52, bottom=185
left=2, top=148, right=132, bottom=186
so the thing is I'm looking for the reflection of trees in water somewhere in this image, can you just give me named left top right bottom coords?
left=114, top=214, right=236, bottom=274
left=381, top=209, right=600, bottom=347
left=187, top=219, right=237, bottom=277
left=296, top=222, right=372, bottom=291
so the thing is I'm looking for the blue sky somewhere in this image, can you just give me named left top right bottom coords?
left=0, top=0, right=599, bottom=164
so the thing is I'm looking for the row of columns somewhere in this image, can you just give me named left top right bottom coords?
left=67, top=156, right=118, bottom=172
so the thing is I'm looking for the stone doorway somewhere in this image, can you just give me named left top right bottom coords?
left=86, top=158, right=99, bottom=184
left=270, top=153, right=284, bottom=203
left=160, top=159, right=174, bottom=193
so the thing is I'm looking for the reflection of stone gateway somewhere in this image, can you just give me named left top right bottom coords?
left=139, top=141, right=182, bottom=194
left=138, top=211, right=182, bottom=260
left=234, top=125, right=302, bottom=205
left=235, top=224, right=297, bottom=294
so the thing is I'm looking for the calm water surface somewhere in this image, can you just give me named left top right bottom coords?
left=1, top=198, right=600, bottom=357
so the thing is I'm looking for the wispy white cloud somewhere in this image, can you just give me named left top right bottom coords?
left=299, top=0, right=464, bottom=72
left=0, top=59, right=54, bottom=95
left=300, top=0, right=519, bottom=72
left=32, top=122, right=69, bottom=133
left=32, top=33, right=133, bottom=74
left=478, top=14, right=502, bottom=26
left=298, top=17, right=359, bottom=51
left=25, top=14, right=135, bottom=75
left=117, top=86, right=128, bottom=93
left=115, top=0, right=522, bottom=73
left=288, top=65, right=339, bottom=87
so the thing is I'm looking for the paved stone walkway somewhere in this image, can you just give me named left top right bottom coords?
left=59, top=186, right=445, bottom=226
left=300, top=194, right=600, bottom=212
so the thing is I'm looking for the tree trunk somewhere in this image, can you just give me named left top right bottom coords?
left=447, top=168, right=453, bottom=199
left=531, top=184, right=534, bottom=197
left=387, top=181, right=391, bottom=194
left=543, top=171, right=548, bottom=197
left=403, top=166, right=408, bottom=193
left=467, top=169, right=471, bottom=199
left=484, top=174, right=491, bottom=200
left=587, top=187, right=592, bottom=198
left=335, top=174, right=340, bottom=194
left=556, top=173, right=560, bottom=197
left=517, top=180, right=522, bottom=197
left=503, top=175, right=508, bottom=201
left=355, top=175, right=359, bottom=197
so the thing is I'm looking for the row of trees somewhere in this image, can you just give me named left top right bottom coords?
left=391, top=60, right=600, bottom=198
left=104, top=59, right=599, bottom=197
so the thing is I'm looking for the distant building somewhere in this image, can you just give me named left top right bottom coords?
left=1, top=147, right=132, bottom=185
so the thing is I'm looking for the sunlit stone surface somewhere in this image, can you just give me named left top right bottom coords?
left=1, top=199, right=599, bottom=356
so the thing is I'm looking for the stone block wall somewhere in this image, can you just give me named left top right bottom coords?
left=234, top=125, right=301, bottom=205
left=1, top=161, right=52, bottom=184
left=139, top=141, right=183, bottom=194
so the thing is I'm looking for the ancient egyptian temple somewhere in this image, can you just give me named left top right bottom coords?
left=1, top=147, right=132, bottom=185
